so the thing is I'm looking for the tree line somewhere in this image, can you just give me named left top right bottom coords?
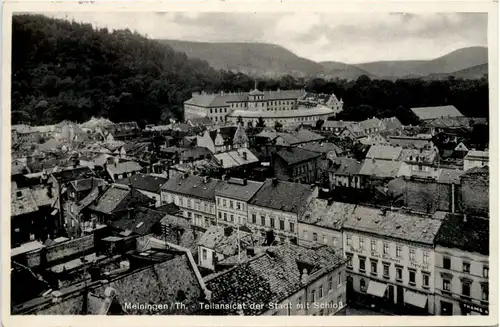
left=11, top=14, right=489, bottom=127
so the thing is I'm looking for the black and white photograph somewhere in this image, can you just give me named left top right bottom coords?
left=2, top=2, right=497, bottom=324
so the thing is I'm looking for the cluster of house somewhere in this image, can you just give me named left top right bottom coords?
left=10, top=96, right=489, bottom=316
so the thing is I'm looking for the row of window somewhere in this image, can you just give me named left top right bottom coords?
left=441, top=279, right=489, bottom=302
left=250, top=213, right=295, bottom=233
left=303, top=230, right=340, bottom=247
left=346, top=235, right=429, bottom=264
left=298, top=273, right=343, bottom=306
left=347, top=253, right=430, bottom=288
left=442, top=257, right=488, bottom=277
left=210, top=108, right=229, bottom=114
left=173, top=195, right=215, bottom=214
left=217, top=198, right=245, bottom=211
left=217, top=212, right=244, bottom=225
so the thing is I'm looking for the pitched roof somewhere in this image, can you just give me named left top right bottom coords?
left=343, top=206, right=443, bottom=245
left=435, top=214, right=489, bottom=255
left=204, top=244, right=345, bottom=315
left=275, top=129, right=324, bottom=145
left=109, top=207, right=166, bottom=236
left=51, top=166, right=95, bottom=184
left=322, top=120, right=356, bottom=129
left=300, top=199, right=357, bottom=231
left=464, top=150, right=489, bottom=160
left=209, top=127, right=238, bottom=145
left=161, top=175, right=223, bottom=201
left=186, top=90, right=305, bottom=108
left=188, top=117, right=215, bottom=126
left=400, top=149, right=437, bottom=165
left=250, top=179, right=315, bottom=214
left=360, top=117, right=384, bottom=130
left=381, top=117, right=403, bottom=130
left=155, top=203, right=181, bottom=215
left=365, top=145, right=403, bottom=161
left=329, top=157, right=363, bottom=175
left=438, top=168, right=463, bottom=184
left=198, top=226, right=261, bottom=256
left=31, top=186, right=57, bottom=207
left=388, top=136, right=433, bottom=149
left=106, top=161, right=142, bottom=176
left=69, top=178, right=106, bottom=193
left=215, top=178, right=264, bottom=201
left=214, top=148, right=259, bottom=169
left=116, top=174, right=168, bottom=193
left=87, top=184, right=152, bottom=214
left=358, top=159, right=402, bottom=178
left=11, top=188, right=39, bottom=216
left=227, top=105, right=335, bottom=119
left=275, top=147, right=321, bottom=165
left=300, top=142, right=342, bottom=155
left=411, top=105, right=464, bottom=121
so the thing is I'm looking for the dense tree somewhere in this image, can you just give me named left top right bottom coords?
left=274, top=121, right=283, bottom=132
left=256, top=117, right=266, bottom=128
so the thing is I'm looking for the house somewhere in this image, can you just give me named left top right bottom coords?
left=300, top=142, right=343, bottom=161
left=382, top=117, right=404, bottom=131
left=197, top=225, right=263, bottom=271
left=410, top=105, right=464, bottom=122
left=105, top=160, right=142, bottom=182
left=274, top=129, right=325, bottom=146
left=388, top=136, right=438, bottom=152
left=400, top=148, right=439, bottom=178
left=298, top=199, right=356, bottom=250
left=358, top=134, right=389, bottom=146
left=359, top=117, right=386, bottom=135
left=434, top=214, right=489, bottom=316
left=203, top=244, right=347, bottom=316
left=108, top=206, right=167, bottom=239
left=358, top=159, right=404, bottom=188
left=365, top=145, right=403, bottom=161
left=328, top=157, right=363, bottom=190
left=463, top=150, right=488, bottom=171
left=321, top=121, right=356, bottom=134
left=343, top=206, right=443, bottom=315
left=196, top=125, right=249, bottom=154
left=247, top=179, right=318, bottom=243
left=161, top=175, right=224, bottom=229
left=11, top=188, right=40, bottom=247
left=214, top=148, right=259, bottom=169
left=116, top=173, right=168, bottom=207
left=159, top=206, right=196, bottom=251
left=215, top=178, right=264, bottom=227
left=187, top=116, right=216, bottom=128
left=103, top=121, right=141, bottom=140
left=11, top=158, right=29, bottom=177
left=459, top=166, right=489, bottom=217
left=272, top=147, right=323, bottom=184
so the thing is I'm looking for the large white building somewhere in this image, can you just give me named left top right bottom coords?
left=184, top=88, right=341, bottom=128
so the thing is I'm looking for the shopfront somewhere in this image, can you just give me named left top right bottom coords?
left=403, top=290, right=429, bottom=315
left=460, top=302, right=489, bottom=316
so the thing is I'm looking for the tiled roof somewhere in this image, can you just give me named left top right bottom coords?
left=106, top=161, right=142, bottom=176
left=250, top=179, right=315, bottom=214
left=400, top=149, right=437, bottom=165
left=360, top=117, right=384, bottom=130
left=198, top=226, right=262, bottom=256
left=215, top=178, right=264, bottom=202
left=322, top=120, right=356, bottom=129
left=209, top=127, right=238, bottom=145
left=187, top=90, right=304, bottom=108
left=69, top=178, right=106, bottom=193
left=464, top=150, right=488, bottom=160
left=343, top=206, right=443, bottom=245
left=109, top=207, right=166, bottom=236
left=38, top=138, right=65, bottom=152
left=88, top=184, right=152, bottom=214
left=161, top=175, right=223, bottom=201
left=411, top=105, right=464, bottom=120
left=388, top=136, right=433, bottom=149
left=52, top=166, right=95, bottom=184
left=358, top=159, right=402, bottom=178
left=276, top=129, right=325, bottom=145
left=156, top=203, right=181, bottom=215
left=381, top=117, right=403, bottom=130
left=31, top=186, right=57, bottom=207
left=301, top=142, right=343, bottom=155
left=438, top=169, right=463, bottom=184
left=275, top=147, right=321, bottom=165
left=462, top=165, right=489, bottom=176
left=214, top=148, right=259, bottom=169
left=300, top=199, right=357, bottom=231
left=227, top=105, right=335, bottom=119
left=365, top=145, right=403, bottom=161
left=189, top=117, right=215, bottom=126
left=179, top=147, right=212, bottom=162
left=204, top=244, right=345, bottom=315
left=435, top=214, right=489, bottom=255
left=329, top=157, right=363, bottom=175
left=116, top=173, right=168, bottom=194
left=11, top=188, right=39, bottom=216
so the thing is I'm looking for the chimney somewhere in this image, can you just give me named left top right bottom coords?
left=243, top=178, right=247, bottom=186
left=224, top=227, right=233, bottom=237
left=98, top=185, right=105, bottom=195
left=463, top=214, right=467, bottom=223
left=203, top=176, right=209, bottom=184
left=301, top=269, right=308, bottom=285
left=47, top=184, right=53, bottom=198
left=242, top=152, right=247, bottom=161
left=272, top=178, right=278, bottom=187
left=246, top=247, right=255, bottom=257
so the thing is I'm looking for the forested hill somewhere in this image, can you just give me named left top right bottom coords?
left=11, top=14, right=229, bottom=125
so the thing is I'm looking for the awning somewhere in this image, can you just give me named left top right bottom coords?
left=366, top=280, right=387, bottom=297
left=404, top=290, right=428, bottom=308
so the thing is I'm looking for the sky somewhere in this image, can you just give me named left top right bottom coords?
left=42, top=12, right=487, bottom=64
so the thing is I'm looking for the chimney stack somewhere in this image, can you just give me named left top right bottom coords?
left=272, top=178, right=278, bottom=187
left=301, top=269, right=308, bottom=285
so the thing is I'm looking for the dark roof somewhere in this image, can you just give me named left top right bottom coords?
left=275, top=147, right=321, bottom=165
left=87, top=184, right=153, bottom=214
left=204, top=244, right=345, bottom=315
left=215, top=178, right=264, bottom=201
left=329, top=157, right=363, bottom=175
left=435, top=214, right=489, bottom=255
left=209, top=127, right=238, bottom=145
left=411, top=105, right=464, bottom=120
left=249, top=179, right=315, bottom=214
left=11, top=188, right=39, bottom=217
left=116, top=173, right=168, bottom=193
left=189, top=117, right=215, bottom=126
left=301, top=142, right=343, bottom=155
left=69, top=178, right=106, bottom=193
left=155, top=203, right=181, bottom=215
left=161, top=175, right=223, bottom=201
left=109, top=207, right=166, bottom=236
left=51, top=167, right=95, bottom=183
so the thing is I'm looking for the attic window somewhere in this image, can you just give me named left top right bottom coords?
left=136, top=222, right=144, bottom=229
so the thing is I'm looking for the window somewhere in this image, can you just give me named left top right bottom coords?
left=396, top=267, right=403, bottom=281
left=311, top=289, right=316, bottom=302
left=383, top=263, right=390, bottom=278
left=236, top=202, right=241, bottom=210
left=230, top=214, right=234, bottom=222
left=338, top=271, right=342, bottom=286
left=462, top=283, right=471, bottom=297
left=261, top=215, right=266, bottom=226
left=223, top=213, right=227, bottom=221
left=218, top=212, right=222, bottom=219
left=252, top=214, right=256, bottom=224
left=323, top=235, right=328, bottom=244
left=409, top=270, right=416, bottom=285
left=443, top=257, right=451, bottom=269
left=290, top=222, right=295, bottom=233
left=346, top=253, right=353, bottom=269
left=463, top=262, right=471, bottom=273
left=482, top=284, right=489, bottom=301
left=328, top=277, right=333, bottom=291
left=303, top=230, right=308, bottom=240
left=333, top=237, right=338, bottom=246
left=409, top=248, right=416, bottom=262
left=370, top=260, right=378, bottom=276
left=371, top=240, right=377, bottom=252
left=359, top=238, right=365, bottom=250
left=202, top=249, right=207, bottom=260
left=443, top=279, right=451, bottom=291
left=297, top=296, right=302, bottom=307
left=346, top=235, right=352, bottom=246
left=422, top=273, right=430, bottom=288
left=319, top=286, right=324, bottom=298
left=396, top=245, right=402, bottom=258
left=270, top=217, right=275, bottom=228
left=423, top=252, right=429, bottom=265
left=483, top=266, right=489, bottom=278
left=313, top=233, right=318, bottom=242
left=359, top=257, right=366, bottom=272
left=229, top=200, right=233, bottom=209
left=360, top=279, right=367, bottom=292
left=280, top=220, right=285, bottom=230
left=223, top=199, right=227, bottom=207
left=187, top=212, right=192, bottom=218
left=383, top=243, right=389, bottom=255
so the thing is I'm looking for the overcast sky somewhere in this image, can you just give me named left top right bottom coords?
left=42, top=12, right=487, bottom=63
